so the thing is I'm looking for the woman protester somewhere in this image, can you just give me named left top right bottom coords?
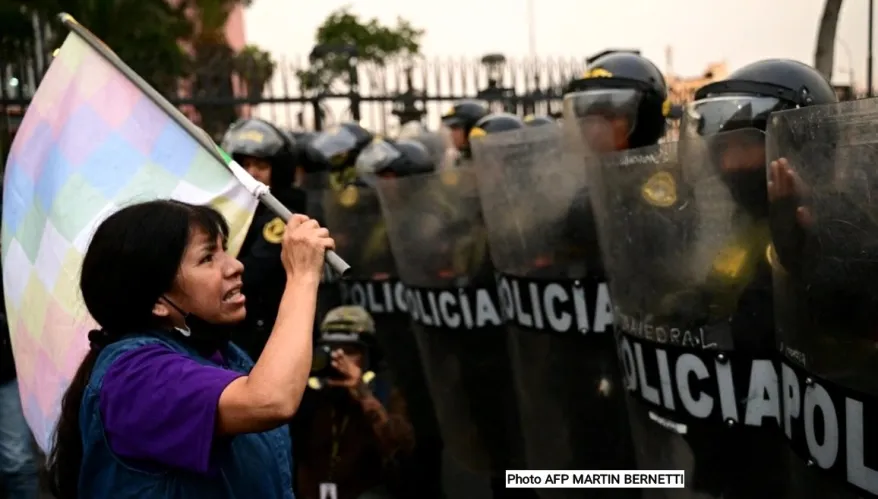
left=45, top=199, right=334, bottom=499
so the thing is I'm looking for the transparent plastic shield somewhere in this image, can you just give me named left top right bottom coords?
left=589, top=129, right=787, bottom=498
left=472, top=123, right=586, bottom=275
left=768, top=100, right=878, bottom=499
left=472, top=123, right=637, bottom=493
left=301, top=172, right=329, bottom=223
left=591, top=132, right=772, bottom=350
left=400, top=128, right=453, bottom=170
left=321, top=186, right=442, bottom=465
left=373, top=168, right=523, bottom=475
left=311, top=126, right=358, bottom=164
left=376, top=168, right=487, bottom=287
left=322, top=187, right=395, bottom=281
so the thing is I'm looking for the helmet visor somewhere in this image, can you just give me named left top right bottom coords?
left=355, top=140, right=401, bottom=177
left=311, top=127, right=359, bottom=166
left=563, top=89, right=641, bottom=153
left=681, top=95, right=789, bottom=137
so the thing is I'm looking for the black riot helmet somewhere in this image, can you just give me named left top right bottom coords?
left=442, top=100, right=490, bottom=157
left=468, top=113, right=538, bottom=171
left=290, top=130, right=318, bottom=151
left=683, top=59, right=838, bottom=137
left=355, top=138, right=435, bottom=179
left=441, top=100, right=489, bottom=133
left=523, top=115, right=555, bottom=127
left=563, top=52, right=669, bottom=150
left=221, top=118, right=297, bottom=188
left=468, top=112, right=526, bottom=140
left=304, top=122, right=374, bottom=174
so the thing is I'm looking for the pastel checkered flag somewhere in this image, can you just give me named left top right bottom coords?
left=1, top=15, right=265, bottom=451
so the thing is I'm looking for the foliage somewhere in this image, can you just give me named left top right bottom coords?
left=297, top=6, right=424, bottom=94
left=186, top=0, right=276, bottom=138
left=0, top=0, right=276, bottom=138
left=0, top=0, right=195, bottom=96
left=235, top=45, right=277, bottom=101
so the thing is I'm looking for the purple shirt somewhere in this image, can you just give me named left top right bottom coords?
left=99, top=344, right=244, bottom=474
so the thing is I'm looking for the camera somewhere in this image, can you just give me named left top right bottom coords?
left=310, top=344, right=344, bottom=380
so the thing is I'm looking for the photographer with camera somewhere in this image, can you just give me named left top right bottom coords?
left=293, top=306, right=415, bottom=499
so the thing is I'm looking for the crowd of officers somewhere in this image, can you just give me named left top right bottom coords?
left=219, top=50, right=842, bottom=499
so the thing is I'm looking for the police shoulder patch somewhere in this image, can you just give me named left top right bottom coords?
left=641, top=171, right=677, bottom=207
left=262, top=217, right=285, bottom=244
left=338, top=185, right=359, bottom=207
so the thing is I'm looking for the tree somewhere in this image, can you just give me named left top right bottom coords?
left=47, top=0, right=195, bottom=96
left=297, top=6, right=424, bottom=95
left=0, top=0, right=275, bottom=142
left=186, top=0, right=276, bottom=138
left=814, top=0, right=844, bottom=82
left=234, top=45, right=277, bottom=101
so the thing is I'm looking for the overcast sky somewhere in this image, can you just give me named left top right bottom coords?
left=243, top=0, right=875, bottom=129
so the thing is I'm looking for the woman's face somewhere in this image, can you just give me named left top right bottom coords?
left=160, top=227, right=246, bottom=326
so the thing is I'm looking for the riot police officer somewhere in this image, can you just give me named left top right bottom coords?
left=295, top=122, right=375, bottom=344
left=698, top=61, right=852, bottom=499
left=318, top=137, right=447, bottom=499
left=441, top=100, right=489, bottom=160
left=221, top=118, right=306, bottom=361
left=357, top=137, right=435, bottom=177
left=589, top=59, right=837, bottom=499
left=472, top=98, right=637, bottom=498
left=564, top=51, right=668, bottom=154
left=377, top=116, right=535, bottom=499
left=286, top=129, right=318, bottom=188
left=681, top=59, right=837, bottom=349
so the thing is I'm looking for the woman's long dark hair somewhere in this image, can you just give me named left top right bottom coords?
left=46, top=200, right=228, bottom=498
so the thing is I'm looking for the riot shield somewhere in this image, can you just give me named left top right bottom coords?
left=588, top=129, right=788, bottom=499
left=374, top=167, right=525, bottom=476
left=472, top=124, right=636, bottom=499
left=320, top=186, right=444, bottom=496
left=299, top=172, right=343, bottom=338
left=768, top=99, right=878, bottom=499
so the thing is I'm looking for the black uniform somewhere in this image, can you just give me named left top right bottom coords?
left=221, top=118, right=306, bottom=361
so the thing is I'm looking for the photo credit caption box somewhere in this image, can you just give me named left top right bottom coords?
left=505, top=470, right=686, bottom=488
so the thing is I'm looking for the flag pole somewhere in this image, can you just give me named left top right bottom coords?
left=56, top=13, right=351, bottom=277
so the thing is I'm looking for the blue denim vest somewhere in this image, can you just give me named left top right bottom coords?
left=78, top=331, right=294, bottom=499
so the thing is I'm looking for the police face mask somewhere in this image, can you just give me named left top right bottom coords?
left=718, top=139, right=769, bottom=217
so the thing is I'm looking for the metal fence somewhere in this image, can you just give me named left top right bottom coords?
left=0, top=53, right=589, bottom=144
